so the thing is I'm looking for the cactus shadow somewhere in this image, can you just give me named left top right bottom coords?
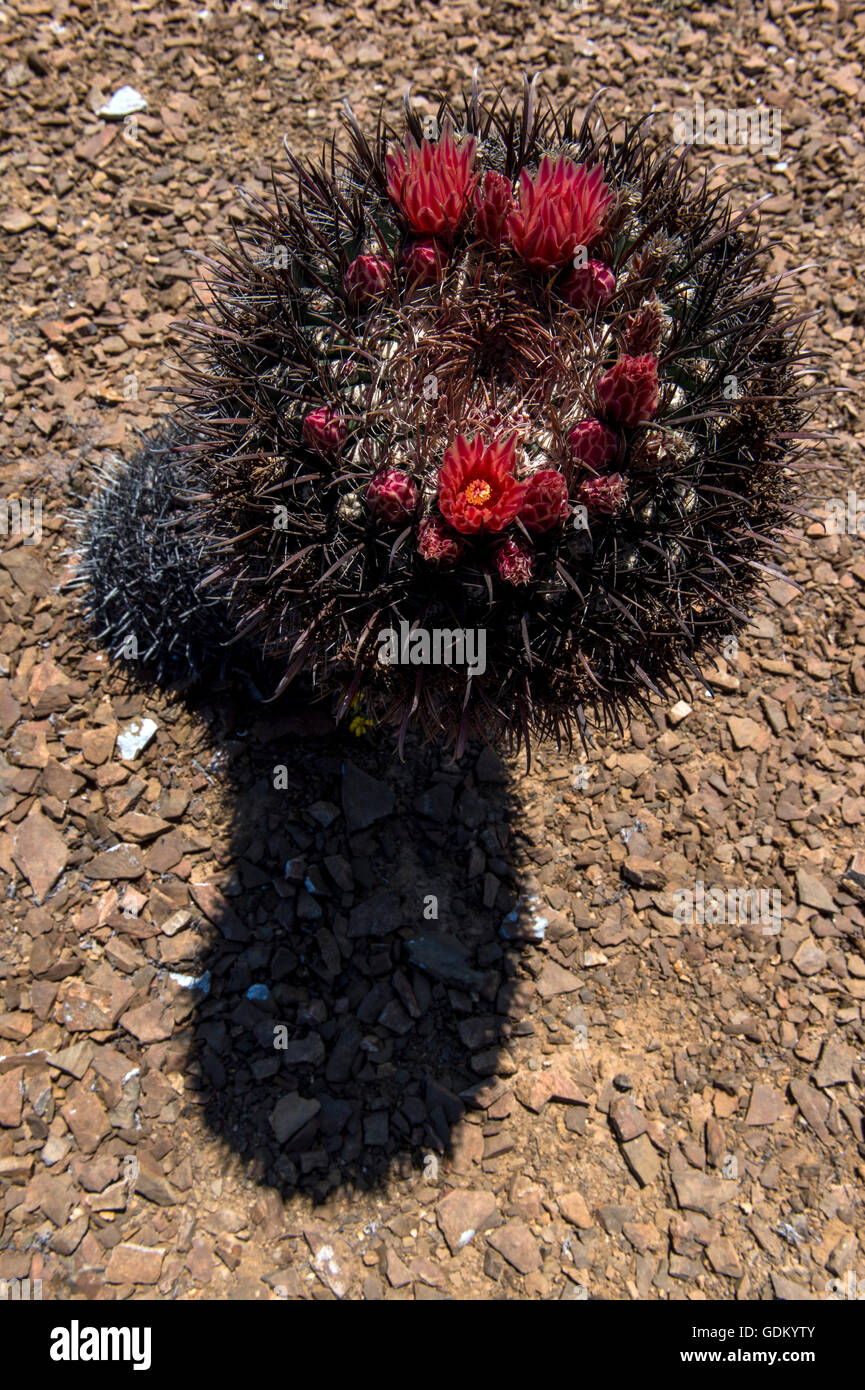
left=179, top=685, right=532, bottom=1204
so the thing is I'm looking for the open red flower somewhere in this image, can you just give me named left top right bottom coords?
left=507, top=157, right=612, bottom=271
left=437, top=434, right=525, bottom=534
left=386, top=123, right=478, bottom=241
left=474, top=170, right=514, bottom=248
left=518, top=468, right=569, bottom=534
left=596, top=353, right=660, bottom=426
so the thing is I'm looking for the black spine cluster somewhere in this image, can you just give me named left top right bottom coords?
left=75, top=424, right=240, bottom=684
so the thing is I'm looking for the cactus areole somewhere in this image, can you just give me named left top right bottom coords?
left=96, top=78, right=814, bottom=756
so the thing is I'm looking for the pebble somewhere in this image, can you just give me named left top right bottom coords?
left=813, top=1040, right=854, bottom=1089
left=745, top=1084, right=787, bottom=1126
left=12, top=812, right=68, bottom=902
left=105, top=1242, right=165, bottom=1284
left=341, top=759, right=394, bottom=831
left=795, top=868, right=836, bottom=915
left=672, top=1171, right=738, bottom=1220
left=486, top=1221, right=540, bottom=1275
left=270, top=1093, right=320, bottom=1144
left=436, top=1190, right=500, bottom=1255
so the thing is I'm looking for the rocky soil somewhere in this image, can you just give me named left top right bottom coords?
left=1, top=0, right=864, bottom=1301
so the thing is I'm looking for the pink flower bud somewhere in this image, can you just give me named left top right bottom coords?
left=518, top=469, right=569, bottom=534
left=596, top=354, right=659, bottom=426
left=474, top=171, right=514, bottom=248
left=625, top=297, right=665, bottom=355
left=567, top=419, right=620, bottom=472
left=302, top=406, right=347, bottom=454
left=344, top=253, right=392, bottom=307
left=366, top=467, right=419, bottom=524
left=401, top=238, right=445, bottom=288
left=561, top=259, right=615, bottom=310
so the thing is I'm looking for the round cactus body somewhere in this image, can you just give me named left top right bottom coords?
left=86, top=80, right=813, bottom=753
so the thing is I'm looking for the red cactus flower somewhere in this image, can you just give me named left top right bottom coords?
left=437, top=434, right=525, bottom=535
left=417, top=517, right=464, bottom=565
left=345, top=253, right=392, bottom=307
left=507, top=157, right=613, bottom=271
left=474, top=171, right=514, bottom=248
left=386, top=123, right=478, bottom=241
left=518, top=468, right=569, bottom=534
left=561, top=259, right=616, bottom=310
left=495, top=536, right=535, bottom=585
left=596, top=354, right=659, bottom=426
left=401, top=237, right=445, bottom=288
left=303, top=406, right=346, bottom=454
left=366, top=468, right=419, bottom=524
left=567, top=419, right=620, bottom=472
left=575, top=472, right=628, bottom=518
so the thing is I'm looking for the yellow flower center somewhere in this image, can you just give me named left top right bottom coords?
left=464, top=479, right=492, bottom=507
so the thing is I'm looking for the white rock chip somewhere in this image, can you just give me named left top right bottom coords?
left=116, top=717, right=158, bottom=760
left=99, top=86, right=148, bottom=120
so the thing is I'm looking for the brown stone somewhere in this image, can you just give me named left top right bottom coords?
left=487, top=1221, right=540, bottom=1274
left=119, top=1001, right=174, bottom=1043
left=559, top=1191, right=593, bottom=1229
left=436, top=1188, right=500, bottom=1254
left=795, top=868, right=836, bottom=915
left=745, top=1083, right=787, bottom=1126
left=105, top=1243, right=165, bottom=1285
left=87, top=843, right=145, bottom=880
left=517, top=1068, right=588, bottom=1113
left=63, top=1084, right=110, bottom=1153
left=12, top=812, right=68, bottom=902
left=60, top=981, right=118, bottom=1032
left=706, top=1237, right=743, bottom=1279
left=0, top=1067, right=24, bottom=1127
left=536, top=961, right=579, bottom=998
left=81, top=724, right=117, bottom=765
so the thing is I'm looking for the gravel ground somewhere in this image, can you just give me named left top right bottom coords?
left=1, top=0, right=864, bottom=1302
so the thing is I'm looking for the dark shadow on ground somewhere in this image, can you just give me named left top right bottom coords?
left=168, top=680, right=537, bottom=1204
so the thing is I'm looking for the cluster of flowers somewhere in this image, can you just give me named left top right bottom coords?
left=300, top=124, right=662, bottom=586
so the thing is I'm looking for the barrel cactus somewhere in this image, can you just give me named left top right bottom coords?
left=84, top=78, right=813, bottom=755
